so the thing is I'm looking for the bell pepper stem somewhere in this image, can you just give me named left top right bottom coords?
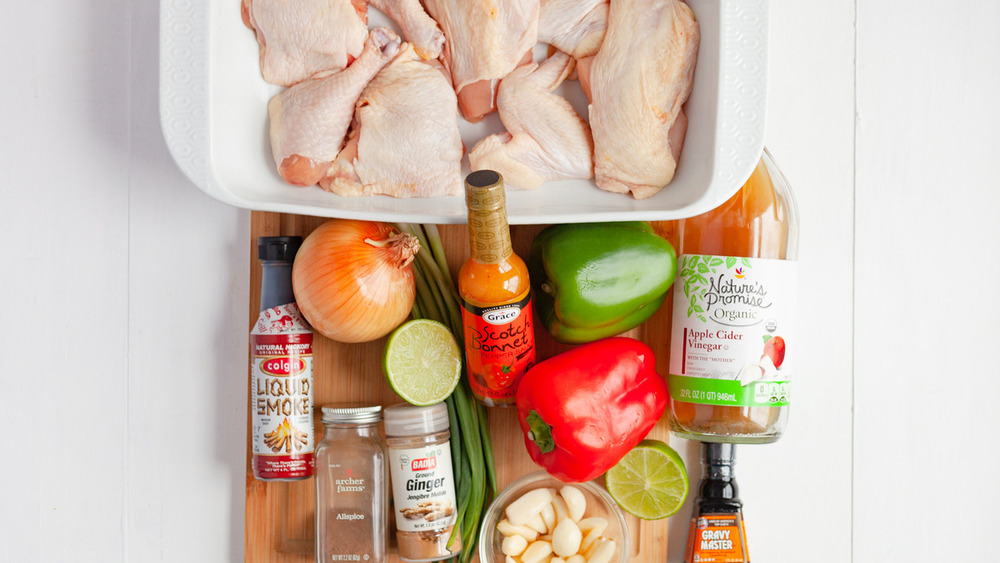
left=526, top=410, right=555, bottom=454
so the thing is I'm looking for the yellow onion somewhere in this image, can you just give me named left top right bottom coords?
left=292, top=219, right=419, bottom=343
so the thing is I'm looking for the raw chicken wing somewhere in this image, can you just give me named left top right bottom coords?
left=267, top=28, right=402, bottom=187
left=469, top=52, right=592, bottom=190
left=323, top=43, right=464, bottom=197
left=423, top=0, right=539, bottom=122
left=588, top=0, right=699, bottom=199
left=242, top=0, right=369, bottom=87
left=369, top=0, right=445, bottom=60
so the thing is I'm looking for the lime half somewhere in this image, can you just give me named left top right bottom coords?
left=606, top=440, right=689, bottom=520
left=383, top=319, right=462, bottom=406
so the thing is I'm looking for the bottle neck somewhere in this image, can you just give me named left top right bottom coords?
left=260, top=260, right=295, bottom=312
left=467, top=206, right=513, bottom=265
left=707, top=463, right=734, bottom=482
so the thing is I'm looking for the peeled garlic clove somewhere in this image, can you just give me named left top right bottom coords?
left=541, top=500, right=557, bottom=531
left=551, top=518, right=583, bottom=557
left=498, top=518, right=539, bottom=542
left=502, top=534, right=529, bottom=556
left=576, top=517, right=608, bottom=534
left=550, top=494, right=570, bottom=523
left=587, top=539, right=617, bottom=563
left=506, top=488, right=555, bottom=526
left=559, top=486, right=586, bottom=522
left=521, top=540, right=554, bottom=563
left=525, top=513, right=548, bottom=535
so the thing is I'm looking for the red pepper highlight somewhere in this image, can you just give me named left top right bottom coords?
left=515, top=337, right=668, bottom=482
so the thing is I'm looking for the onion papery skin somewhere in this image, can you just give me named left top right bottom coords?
left=292, top=219, right=418, bottom=343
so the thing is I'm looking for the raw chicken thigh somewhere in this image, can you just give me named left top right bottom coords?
left=423, top=0, right=539, bottom=122
left=267, top=28, right=402, bottom=187
left=242, top=0, right=369, bottom=87
left=538, top=0, right=608, bottom=59
left=469, top=52, right=592, bottom=190
left=588, top=0, right=699, bottom=199
left=369, top=0, right=445, bottom=60
left=323, top=43, right=464, bottom=197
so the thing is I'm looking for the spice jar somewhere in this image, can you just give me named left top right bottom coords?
left=384, top=403, right=461, bottom=562
left=314, top=405, right=387, bottom=563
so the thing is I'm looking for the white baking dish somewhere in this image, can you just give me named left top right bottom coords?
left=160, top=0, right=768, bottom=224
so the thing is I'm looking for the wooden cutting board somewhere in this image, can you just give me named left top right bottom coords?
left=245, top=211, right=677, bottom=562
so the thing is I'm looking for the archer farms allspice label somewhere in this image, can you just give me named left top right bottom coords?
left=251, top=303, right=314, bottom=480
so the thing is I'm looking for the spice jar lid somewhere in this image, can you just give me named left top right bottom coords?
left=383, top=402, right=450, bottom=436
left=321, top=404, right=383, bottom=424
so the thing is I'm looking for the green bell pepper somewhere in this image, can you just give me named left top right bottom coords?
left=529, top=221, right=677, bottom=344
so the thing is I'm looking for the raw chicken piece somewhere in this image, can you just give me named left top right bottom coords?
left=369, top=0, right=445, bottom=60
left=242, top=0, right=369, bottom=87
left=588, top=0, right=699, bottom=199
left=423, top=0, right=539, bottom=122
left=322, top=43, right=464, bottom=197
left=538, top=0, right=608, bottom=59
left=267, top=28, right=402, bottom=187
left=469, top=52, right=592, bottom=190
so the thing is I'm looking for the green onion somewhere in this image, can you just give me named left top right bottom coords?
left=397, top=223, right=495, bottom=563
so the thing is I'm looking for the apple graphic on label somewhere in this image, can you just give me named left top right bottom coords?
left=762, top=336, right=786, bottom=368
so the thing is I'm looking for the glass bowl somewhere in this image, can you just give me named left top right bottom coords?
left=478, top=471, right=630, bottom=563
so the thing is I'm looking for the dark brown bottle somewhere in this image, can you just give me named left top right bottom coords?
left=684, top=443, right=750, bottom=563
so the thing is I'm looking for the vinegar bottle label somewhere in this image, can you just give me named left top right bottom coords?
left=669, top=254, right=797, bottom=408
left=461, top=292, right=535, bottom=406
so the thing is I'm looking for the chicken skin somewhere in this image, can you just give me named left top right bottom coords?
left=322, top=43, right=464, bottom=197
left=423, top=0, right=539, bottom=122
left=267, top=28, right=402, bottom=187
left=588, top=0, right=699, bottom=199
left=469, top=52, right=592, bottom=190
left=538, top=0, right=608, bottom=59
left=242, top=0, right=369, bottom=87
left=369, top=0, right=445, bottom=60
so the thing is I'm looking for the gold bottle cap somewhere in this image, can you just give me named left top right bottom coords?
left=465, top=170, right=505, bottom=210
left=464, top=170, right=511, bottom=263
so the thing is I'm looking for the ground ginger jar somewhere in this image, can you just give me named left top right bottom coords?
left=384, top=403, right=461, bottom=561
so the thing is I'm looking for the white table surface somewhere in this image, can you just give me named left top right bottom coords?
left=2, top=1, right=997, bottom=561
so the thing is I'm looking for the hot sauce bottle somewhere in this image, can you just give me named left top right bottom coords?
left=667, top=148, right=798, bottom=443
left=459, top=170, right=536, bottom=407
left=684, top=443, right=750, bottom=563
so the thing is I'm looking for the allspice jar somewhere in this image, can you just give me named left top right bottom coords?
left=384, top=403, right=461, bottom=562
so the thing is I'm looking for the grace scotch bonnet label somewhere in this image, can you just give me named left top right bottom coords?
left=461, top=292, right=536, bottom=406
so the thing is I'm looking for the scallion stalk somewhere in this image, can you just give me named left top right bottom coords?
left=397, top=222, right=495, bottom=562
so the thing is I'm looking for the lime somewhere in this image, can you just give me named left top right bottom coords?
left=383, top=319, right=463, bottom=406
left=605, top=439, right=689, bottom=520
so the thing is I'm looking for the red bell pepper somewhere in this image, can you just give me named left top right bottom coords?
left=515, top=337, right=667, bottom=482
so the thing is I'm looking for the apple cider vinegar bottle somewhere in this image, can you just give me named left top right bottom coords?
left=667, top=149, right=799, bottom=443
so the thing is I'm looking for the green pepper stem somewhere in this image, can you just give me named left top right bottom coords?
left=526, top=410, right=556, bottom=454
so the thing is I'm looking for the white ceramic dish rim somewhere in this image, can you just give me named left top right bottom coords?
left=159, top=0, right=769, bottom=225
